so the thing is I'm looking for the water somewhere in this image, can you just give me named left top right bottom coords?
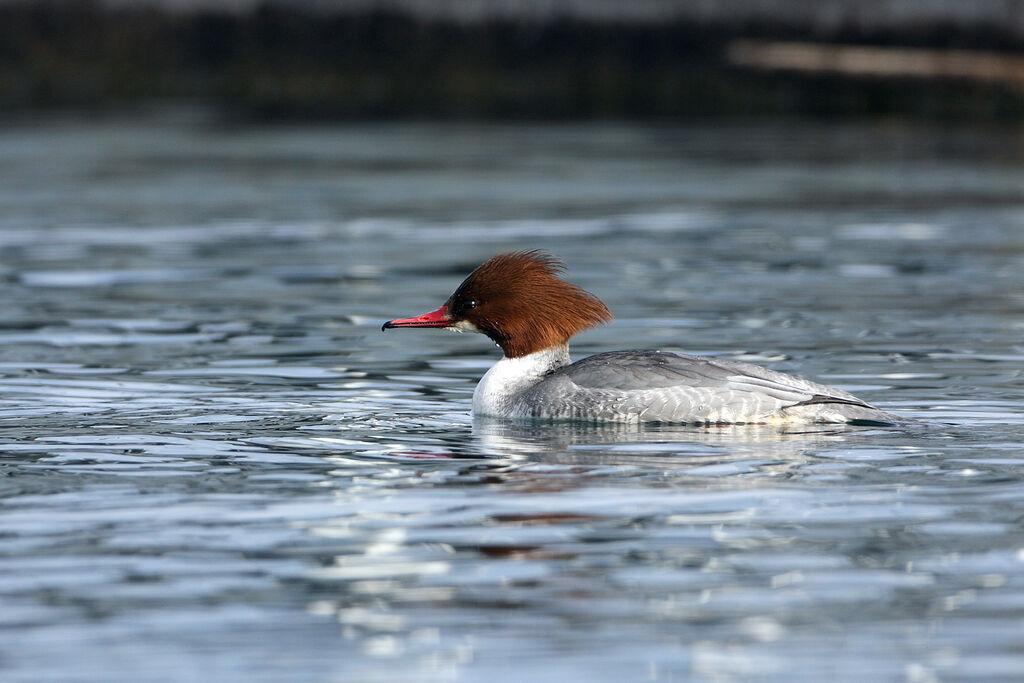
left=2, top=111, right=1024, bottom=681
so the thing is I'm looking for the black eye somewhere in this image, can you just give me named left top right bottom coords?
left=464, top=300, right=477, bottom=311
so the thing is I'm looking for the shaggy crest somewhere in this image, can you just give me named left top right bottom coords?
left=446, top=250, right=612, bottom=357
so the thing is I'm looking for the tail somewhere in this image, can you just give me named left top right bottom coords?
left=779, top=401, right=918, bottom=426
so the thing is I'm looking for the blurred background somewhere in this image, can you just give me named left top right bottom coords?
left=3, top=0, right=1024, bottom=120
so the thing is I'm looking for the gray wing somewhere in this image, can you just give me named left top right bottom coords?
left=532, top=350, right=882, bottom=423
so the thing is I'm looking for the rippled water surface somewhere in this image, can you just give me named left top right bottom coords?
left=2, top=113, right=1024, bottom=681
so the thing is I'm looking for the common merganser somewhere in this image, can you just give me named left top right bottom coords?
left=383, top=251, right=905, bottom=425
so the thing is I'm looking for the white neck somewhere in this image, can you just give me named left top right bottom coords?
left=472, top=344, right=570, bottom=417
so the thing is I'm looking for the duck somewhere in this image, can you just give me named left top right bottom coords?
left=383, top=250, right=905, bottom=425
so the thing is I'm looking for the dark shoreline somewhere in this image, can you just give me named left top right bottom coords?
left=2, top=2, right=1023, bottom=121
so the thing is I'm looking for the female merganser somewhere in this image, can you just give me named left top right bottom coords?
left=383, top=251, right=905, bottom=425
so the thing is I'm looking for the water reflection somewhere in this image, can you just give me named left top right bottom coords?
left=296, top=416, right=978, bottom=681
left=473, top=416, right=888, bottom=468
left=2, top=117, right=1024, bottom=681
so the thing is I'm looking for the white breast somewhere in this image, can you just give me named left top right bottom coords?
left=472, top=345, right=570, bottom=417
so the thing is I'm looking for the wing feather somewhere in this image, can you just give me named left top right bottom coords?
left=537, top=350, right=877, bottom=422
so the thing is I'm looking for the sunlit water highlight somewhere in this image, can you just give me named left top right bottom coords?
left=1, top=113, right=1024, bottom=680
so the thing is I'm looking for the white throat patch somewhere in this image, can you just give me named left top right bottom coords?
left=447, top=320, right=482, bottom=334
